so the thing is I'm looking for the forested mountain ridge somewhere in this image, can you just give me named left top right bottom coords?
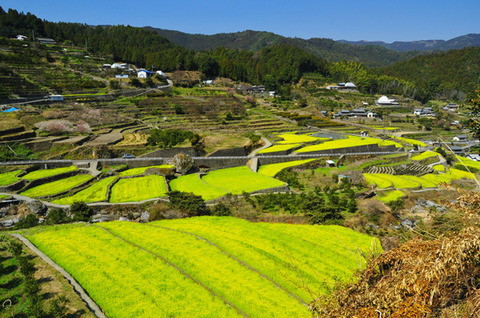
left=339, top=33, right=480, bottom=52
left=145, top=27, right=418, bottom=68
left=378, top=46, right=480, bottom=100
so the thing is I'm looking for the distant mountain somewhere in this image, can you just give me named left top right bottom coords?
left=144, top=28, right=418, bottom=68
left=339, top=33, right=480, bottom=52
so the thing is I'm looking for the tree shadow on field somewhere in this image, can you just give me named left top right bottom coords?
left=2, top=264, right=18, bottom=275
left=65, top=309, right=88, bottom=318
left=0, top=276, right=22, bottom=290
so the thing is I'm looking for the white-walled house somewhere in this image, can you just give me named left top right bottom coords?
left=16, top=35, right=28, bottom=41
left=137, top=70, right=153, bottom=78
left=376, top=96, right=399, bottom=106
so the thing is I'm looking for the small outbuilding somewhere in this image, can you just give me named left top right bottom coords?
left=137, top=70, right=153, bottom=78
left=326, top=160, right=335, bottom=167
left=376, top=96, right=399, bottom=106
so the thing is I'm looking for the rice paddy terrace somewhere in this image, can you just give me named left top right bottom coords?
left=20, top=217, right=379, bottom=318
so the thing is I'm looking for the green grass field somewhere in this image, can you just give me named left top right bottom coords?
left=258, top=159, right=315, bottom=177
left=258, top=143, right=302, bottom=154
left=377, top=190, right=405, bottom=203
left=118, top=165, right=174, bottom=177
left=295, top=135, right=402, bottom=153
left=20, top=175, right=92, bottom=198
left=24, top=218, right=378, bottom=318
left=0, top=169, right=22, bottom=186
left=202, top=166, right=285, bottom=194
left=109, top=175, right=168, bottom=203
left=52, top=176, right=117, bottom=205
left=169, top=173, right=229, bottom=200
left=411, top=150, right=438, bottom=161
left=22, top=166, right=77, bottom=181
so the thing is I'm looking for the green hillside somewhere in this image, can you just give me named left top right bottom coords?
left=25, top=218, right=379, bottom=318
left=148, top=28, right=418, bottom=68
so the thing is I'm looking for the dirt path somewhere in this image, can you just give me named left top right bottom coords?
left=11, top=233, right=106, bottom=318
left=249, top=137, right=272, bottom=157
left=95, top=225, right=250, bottom=318
left=148, top=224, right=308, bottom=305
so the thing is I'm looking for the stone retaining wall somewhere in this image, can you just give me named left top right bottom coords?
left=140, top=147, right=197, bottom=158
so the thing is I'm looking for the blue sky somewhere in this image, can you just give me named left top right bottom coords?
left=3, top=0, right=479, bottom=42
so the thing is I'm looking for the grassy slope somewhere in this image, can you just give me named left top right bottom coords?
left=202, top=166, right=285, bottom=194
left=169, top=173, right=229, bottom=200
left=20, top=175, right=92, bottom=197
left=109, top=175, right=168, bottom=203
left=258, top=143, right=302, bottom=154
left=378, top=190, right=405, bottom=203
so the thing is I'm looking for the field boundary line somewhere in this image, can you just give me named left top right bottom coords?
left=95, top=225, right=250, bottom=318
left=10, top=233, right=106, bottom=318
left=149, top=224, right=308, bottom=305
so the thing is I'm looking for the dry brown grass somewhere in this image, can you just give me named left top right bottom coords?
left=311, top=191, right=480, bottom=318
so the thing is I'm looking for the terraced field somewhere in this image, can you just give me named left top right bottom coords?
left=377, top=190, right=405, bottom=203
left=169, top=173, right=229, bottom=201
left=390, top=136, right=427, bottom=147
left=295, top=135, right=402, bottom=153
left=52, top=176, right=117, bottom=205
left=202, top=166, right=286, bottom=194
left=109, top=175, right=168, bottom=203
left=22, top=166, right=77, bottom=181
left=276, top=132, right=326, bottom=144
left=24, top=218, right=378, bottom=318
left=258, top=143, right=301, bottom=154
left=0, top=169, right=22, bottom=186
left=118, top=165, right=174, bottom=176
left=258, top=159, right=315, bottom=177
left=20, top=175, right=92, bottom=198
left=411, top=150, right=438, bottom=161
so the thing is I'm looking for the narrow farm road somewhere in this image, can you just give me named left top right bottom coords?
left=10, top=233, right=106, bottom=318
left=249, top=137, right=272, bottom=157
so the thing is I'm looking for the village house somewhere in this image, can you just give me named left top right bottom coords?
left=453, top=135, right=468, bottom=142
left=326, top=82, right=357, bottom=91
left=443, top=103, right=459, bottom=112
left=37, top=37, right=56, bottom=45
left=16, top=35, right=27, bottom=41
left=414, top=107, right=436, bottom=116
left=376, top=96, right=399, bottom=106
left=137, top=69, right=153, bottom=78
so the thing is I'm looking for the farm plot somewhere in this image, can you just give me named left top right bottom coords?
left=20, top=175, right=92, bottom=198
left=100, top=221, right=307, bottom=318
left=276, top=132, right=326, bottom=144
left=119, top=165, right=174, bottom=177
left=169, top=173, right=229, bottom=200
left=26, top=225, right=238, bottom=318
left=378, top=190, right=405, bottom=203
left=411, top=150, right=438, bottom=161
left=295, top=135, right=402, bottom=153
left=22, top=166, right=77, bottom=181
left=0, top=169, right=22, bottom=185
left=202, top=166, right=285, bottom=194
left=52, top=176, right=117, bottom=205
left=390, top=136, right=426, bottom=147
left=258, top=159, right=315, bottom=177
left=109, top=175, right=168, bottom=203
left=364, top=174, right=393, bottom=189
left=257, top=143, right=301, bottom=154
left=364, top=173, right=420, bottom=189
left=154, top=217, right=378, bottom=302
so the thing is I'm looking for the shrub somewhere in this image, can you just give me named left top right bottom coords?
left=46, top=208, right=70, bottom=224
left=168, top=191, right=209, bottom=216
left=69, top=202, right=94, bottom=222
left=211, top=202, right=231, bottom=216
left=14, top=214, right=39, bottom=229
left=277, top=169, right=303, bottom=190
